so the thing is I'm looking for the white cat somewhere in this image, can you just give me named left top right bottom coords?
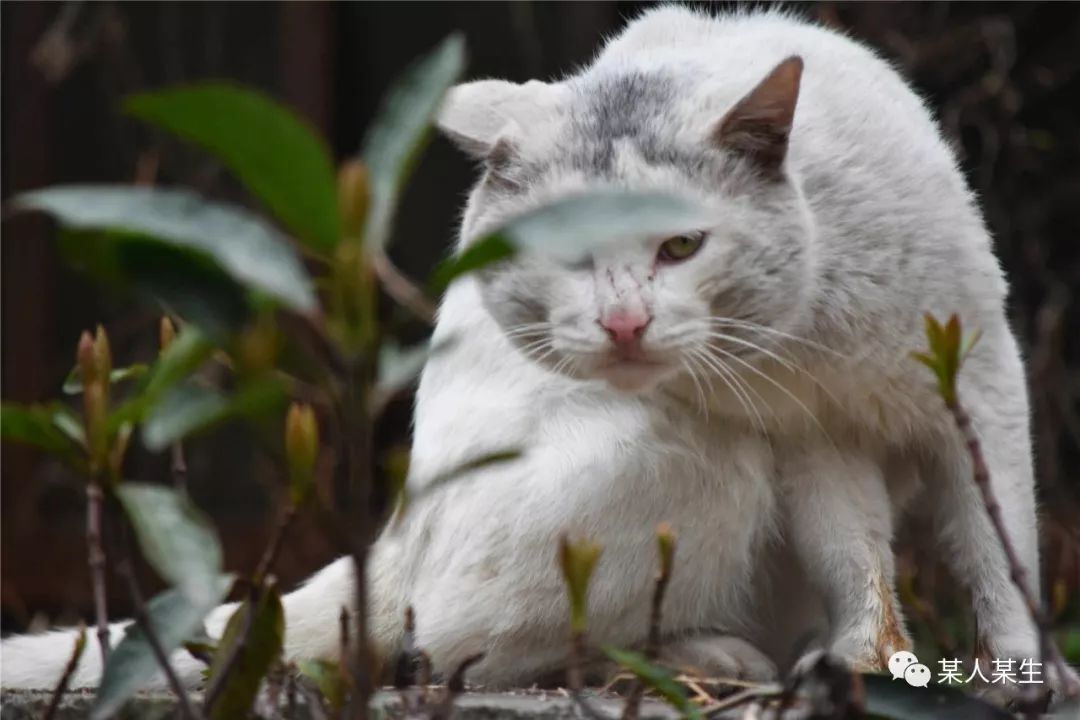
left=2, top=5, right=1052, bottom=696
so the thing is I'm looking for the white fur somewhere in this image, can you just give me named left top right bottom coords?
left=2, top=6, right=1049, bottom=694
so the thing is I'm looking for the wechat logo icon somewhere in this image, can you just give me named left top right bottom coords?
left=889, top=650, right=931, bottom=688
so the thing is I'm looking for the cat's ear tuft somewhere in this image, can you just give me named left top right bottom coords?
left=712, top=56, right=803, bottom=175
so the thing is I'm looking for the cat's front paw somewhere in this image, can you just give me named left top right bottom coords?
left=658, top=634, right=777, bottom=681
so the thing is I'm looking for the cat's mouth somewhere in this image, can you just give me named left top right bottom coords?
left=595, top=356, right=674, bottom=391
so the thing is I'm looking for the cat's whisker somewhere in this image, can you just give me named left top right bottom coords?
left=705, top=341, right=836, bottom=448
left=679, top=357, right=710, bottom=420
left=689, top=346, right=768, bottom=434
left=708, top=317, right=849, bottom=360
left=695, top=346, right=777, bottom=428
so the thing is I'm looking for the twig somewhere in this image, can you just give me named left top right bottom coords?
left=622, top=524, right=675, bottom=720
left=171, top=441, right=188, bottom=492
left=340, top=605, right=352, bottom=671
left=370, top=250, right=436, bottom=325
left=947, top=395, right=1079, bottom=699
left=86, top=481, right=111, bottom=669
left=430, top=654, right=483, bottom=720
left=117, top=546, right=201, bottom=720
left=702, top=685, right=783, bottom=719
left=203, top=585, right=259, bottom=715
left=254, top=502, right=299, bottom=585
left=393, top=606, right=417, bottom=689
left=43, top=623, right=87, bottom=720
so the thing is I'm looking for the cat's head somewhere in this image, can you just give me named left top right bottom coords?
left=438, top=57, right=816, bottom=392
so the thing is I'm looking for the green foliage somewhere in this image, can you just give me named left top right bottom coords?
left=298, top=659, right=348, bottom=715
left=432, top=190, right=713, bottom=291
left=601, top=647, right=702, bottom=720
left=63, top=364, right=149, bottom=395
left=92, top=576, right=233, bottom=720
left=912, top=313, right=982, bottom=406
left=126, top=83, right=341, bottom=253
left=141, top=377, right=287, bottom=451
left=13, top=186, right=317, bottom=314
left=861, top=673, right=1011, bottom=719
left=361, top=33, right=465, bottom=249
left=205, top=587, right=285, bottom=719
left=0, top=403, right=83, bottom=459
left=114, top=484, right=225, bottom=605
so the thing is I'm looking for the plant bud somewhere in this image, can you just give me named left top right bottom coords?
left=656, top=522, right=676, bottom=578
left=558, top=535, right=603, bottom=634
left=338, top=160, right=370, bottom=239
left=77, top=331, right=97, bottom=388
left=93, top=325, right=112, bottom=382
left=159, top=316, right=176, bottom=353
left=285, top=403, right=318, bottom=504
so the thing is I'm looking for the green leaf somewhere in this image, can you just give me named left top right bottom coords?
left=140, top=377, right=287, bottom=451
left=206, top=586, right=285, bottom=720
left=602, top=647, right=702, bottom=720
left=109, top=325, right=215, bottom=431
left=14, top=186, right=317, bottom=312
left=126, top=83, right=341, bottom=253
left=430, top=234, right=515, bottom=293
left=362, top=34, right=466, bottom=249
left=92, top=576, right=233, bottom=720
left=862, top=673, right=1011, bottom=720
left=0, top=403, right=81, bottom=458
left=63, top=364, right=149, bottom=395
left=298, top=659, right=347, bottom=715
left=432, top=190, right=714, bottom=290
left=114, top=483, right=224, bottom=606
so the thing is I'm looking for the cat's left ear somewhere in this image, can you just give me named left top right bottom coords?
left=438, top=79, right=564, bottom=160
left=712, top=56, right=803, bottom=176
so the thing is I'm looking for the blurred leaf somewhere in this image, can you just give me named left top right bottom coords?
left=109, top=326, right=215, bottom=432
left=92, top=576, right=233, bottom=720
left=0, top=403, right=81, bottom=458
left=141, top=377, right=287, bottom=451
left=63, top=364, right=150, bottom=395
left=602, top=647, right=701, bottom=720
left=375, top=340, right=434, bottom=399
left=114, top=483, right=224, bottom=605
left=862, top=673, right=1011, bottom=719
left=14, top=186, right=317, bottom=312
left=51, top=405, right=86, bottom=448
left=432, top=190, right=714, bottom=290
left=1064, top=628, right=1080, bottom=664
left=298, top=659, right=347, bottom=715
left=430, top=234, right=514, bottom=293
left=126, top=84, right=340, bottom=252
left=362, top=33, right=465, bottom=249
left=206, top=586, right=285, bottom=720
left=395, top=447, right=523, bottom=521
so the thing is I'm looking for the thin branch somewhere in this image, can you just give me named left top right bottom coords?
left=430, top=654, right=483, bottom=720
left=254, top=502, right=298, bottom=585
left=203, top=585, right=258, bottom=715
left=948, top=396, right=1080, bottom=699
left=86, top=481, right=111, bottom=669
left=171, top=441, right=188, bottom=492
left=117, top=549, right=201, bottom=720
left=43, top=623, right=87, bottom=720
left=622, top=526, right=675, bottom=720
left=370, top=250, right=436, bottom=325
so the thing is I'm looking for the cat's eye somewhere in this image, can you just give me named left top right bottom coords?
left=657, top=233, right=705, bottom=263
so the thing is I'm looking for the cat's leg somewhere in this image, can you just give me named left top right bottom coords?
left=657, top=634, right=778, bottom=681
left=921, top=327, right=1045, bottom=682
left=777, top=443, right=910, bottom=672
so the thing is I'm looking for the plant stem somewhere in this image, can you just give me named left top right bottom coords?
left=622, top=533, right=674, bottom=720
left=254, top=501, right=298, bottom=585
left=86, top=481, right=111, bottom=669
left=947, top=397, right=1079, bottom=698
left=171, top=441, right=188, bottom=491
left=203, top=585, right=258, bottom=715
left=369, top=250, right=436, bottom=324
left=43, top=624, right=87, bottom=720
left=117, top=542, right=201, bottom=720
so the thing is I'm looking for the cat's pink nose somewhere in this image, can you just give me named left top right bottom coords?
left=600, top=311, right=651, bottom=346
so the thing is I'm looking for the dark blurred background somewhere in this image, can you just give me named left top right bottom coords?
left=2, top=1, right=1078, bottom=644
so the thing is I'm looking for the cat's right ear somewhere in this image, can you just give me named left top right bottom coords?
left=437, top=79, right=563, bottom=160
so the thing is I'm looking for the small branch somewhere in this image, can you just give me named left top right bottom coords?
left=203, top=585, right=258, bottom=715
left=370, top=250, right=436, bottom=325
left=43, top=623, right=87, bottom=720
left=948, top=397, right=1080, bottom=698
left=254, top=502, right=299, bottom=585
left=171, top=441, right=188, bottom=492
left=430, top=654, right=483, bottom=720
left=86, top=481, right=111, bottom=669
left=623, top=525, right=675, bottom=720
left=117, top=549, right=201, bottom=720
